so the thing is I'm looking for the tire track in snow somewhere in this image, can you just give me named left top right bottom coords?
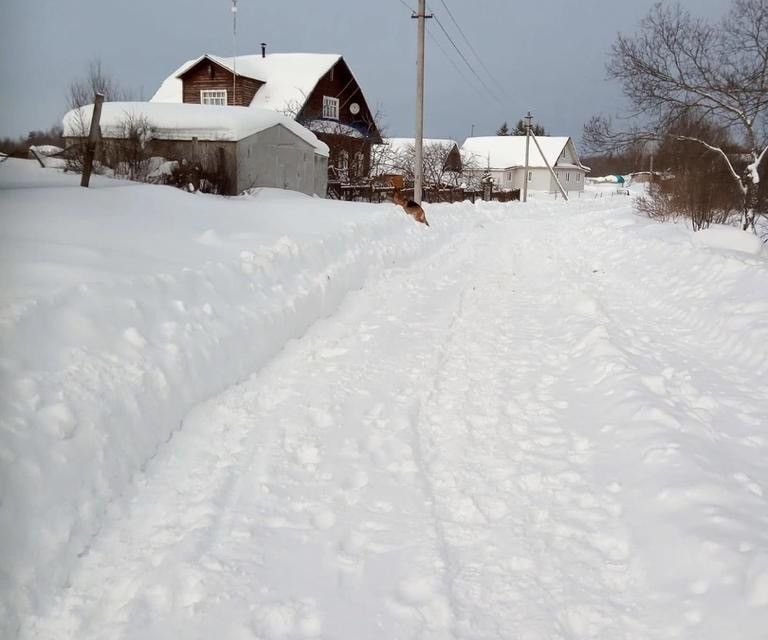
left=18, top=221, right=494, bottom=640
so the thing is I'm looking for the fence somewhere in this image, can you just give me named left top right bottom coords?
left=328, top=182, right=520, bottom=204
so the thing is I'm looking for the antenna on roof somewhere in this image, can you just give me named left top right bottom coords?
left=231, top=0, right=238, bottom=105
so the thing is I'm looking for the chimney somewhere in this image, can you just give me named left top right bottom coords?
left=261, top=42, right=267, bottom=58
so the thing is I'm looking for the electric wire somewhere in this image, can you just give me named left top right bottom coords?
left=438, top=0, right=509, bottom=99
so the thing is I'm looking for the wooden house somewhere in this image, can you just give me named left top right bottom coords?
left=151, top=50, right=382, bottom=186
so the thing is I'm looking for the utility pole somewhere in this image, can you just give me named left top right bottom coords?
left=412, top=0, right=431, bottom=204
left=523, top=111, right=532, bottom=203
left=80, top=93, right=104, bottom=188
left=232, top=0, right=238, bottom=105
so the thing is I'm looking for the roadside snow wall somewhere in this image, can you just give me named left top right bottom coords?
left=0, top=162, right=508, bottom=634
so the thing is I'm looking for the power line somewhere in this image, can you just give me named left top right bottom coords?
left=426, top=27, right=488, bottom=99
left=398, top=0, right=486, bottom=102
left=427, top=5, right=506, bottom=108
left=438, top=0, right=509, bottom=100
left=397, top=0, right=506, bottom=131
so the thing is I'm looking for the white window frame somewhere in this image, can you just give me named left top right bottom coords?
left=201, top=89, right=227, bottom=106
left=323, top=95, right=339, bottom=120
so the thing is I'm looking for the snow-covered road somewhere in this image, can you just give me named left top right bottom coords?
left=18, top=203, right=768, bottom=639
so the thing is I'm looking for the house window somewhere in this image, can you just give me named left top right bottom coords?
left=566, top=172, right=570, bottom=182
left=561, top=148, right=566, bottom=159
left=506, top=171, right=512, bottom=181
left=528, top=171, right=532, bottom=182
left=323, top=96, right=339, bottom=120
left=353, top=151, right=364, bottom=177
left=577, top=173, right=581, bottom=182
left=201, top=89, right=227, bottom=105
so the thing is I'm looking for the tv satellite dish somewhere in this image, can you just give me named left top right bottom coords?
left=349, top=102, right=360, bottom=115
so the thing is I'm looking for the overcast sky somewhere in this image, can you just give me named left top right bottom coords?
left=0, top=0, right=730, bottom=145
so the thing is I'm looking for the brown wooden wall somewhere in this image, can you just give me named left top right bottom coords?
left=180, top=60, right=263, bottom=107
left=299, top=59, right=381, bottom=142
left=316, top=132, right=373, bottom=182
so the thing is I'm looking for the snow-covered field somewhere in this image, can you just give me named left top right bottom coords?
left=1, top=160, right=767, bottom=639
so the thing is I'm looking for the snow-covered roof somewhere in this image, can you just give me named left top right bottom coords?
left=461, top=136, right=586, bottom=170
left=382, top=138, right=460, bottom=153
left=151, top=53, right=341, bottom=114
left=62, top=102, right=329, bottom=156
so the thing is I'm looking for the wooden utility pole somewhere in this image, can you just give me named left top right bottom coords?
left=523, top=112, right=532, bottom=202
left=232, top=0, right=238, bottom=104
left=80, top=93, right=104, bottom=188
left=412, top=0, right=431, bottom=204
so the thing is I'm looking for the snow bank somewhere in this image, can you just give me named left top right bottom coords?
left=3, top=160, right=767, bottom=637
left=0, top=160, right=508, bottom=635
left=693, top=224, right=764, bottom=256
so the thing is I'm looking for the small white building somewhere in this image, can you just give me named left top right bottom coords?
left=461, top=136, right=589, bottom=193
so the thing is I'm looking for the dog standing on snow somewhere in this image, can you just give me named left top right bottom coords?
left=393, top=190, right=429, bottom=226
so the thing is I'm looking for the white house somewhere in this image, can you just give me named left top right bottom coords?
left=461, top=136, right=589, bottom=193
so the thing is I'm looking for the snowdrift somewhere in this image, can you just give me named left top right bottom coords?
left=0, top=160, right=507, bottom=633
left=1, top=160, right=767, bottom=637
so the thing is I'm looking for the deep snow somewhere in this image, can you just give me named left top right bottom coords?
left=1, top=160, right=767, bottom=639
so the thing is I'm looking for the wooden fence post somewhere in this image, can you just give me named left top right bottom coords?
left=81, top=93, right=105, bottom=188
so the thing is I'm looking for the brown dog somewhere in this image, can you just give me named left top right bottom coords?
left=393, top=190, right=429, bottom=226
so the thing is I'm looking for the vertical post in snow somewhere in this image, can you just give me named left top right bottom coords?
left=523, top=112, right=532, bottom=203
left=232, top=0, right=238, bottom=105
left=80, top=93, right=104, bottom=188
left=412, top=0, right=431, bottom=204
left=649, top=153, right=654, bottom=185
left=530, top=129, right=568, bottom=201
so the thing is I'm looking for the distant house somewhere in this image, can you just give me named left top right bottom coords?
left=150, top=50, right=382, bottom=185
left=461, top=136, right=589, bottom=192
left=62, top=102, right=329, bottom=196
left=371, top=138, right=463, bottom=188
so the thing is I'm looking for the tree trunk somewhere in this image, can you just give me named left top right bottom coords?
left=742, top=165, right=759, bottom=231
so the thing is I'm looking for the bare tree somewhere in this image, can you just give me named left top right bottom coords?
left=65, top=59, right=131, bottom=172
left=67, top=59, right=124, bottom=112
left=102, top=112, right=154, bottom=181
left=372, top=140, right=465, bottom=188
left=585, top=0, right=768, bottom=230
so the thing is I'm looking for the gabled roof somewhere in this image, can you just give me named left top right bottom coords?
left=371, top=138, right=462, bottom=176
left=382, top=138, right=460, bottom=154
left=461, top=136, right=586, bottom=170
left=62, top=102, right=330, bottom=156
left=151, top=53, right=342, bottom=113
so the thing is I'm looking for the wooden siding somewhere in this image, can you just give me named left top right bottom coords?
left=298, top=59, right=381, bottom=143
left=180, top=59, right=263, bottom=107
